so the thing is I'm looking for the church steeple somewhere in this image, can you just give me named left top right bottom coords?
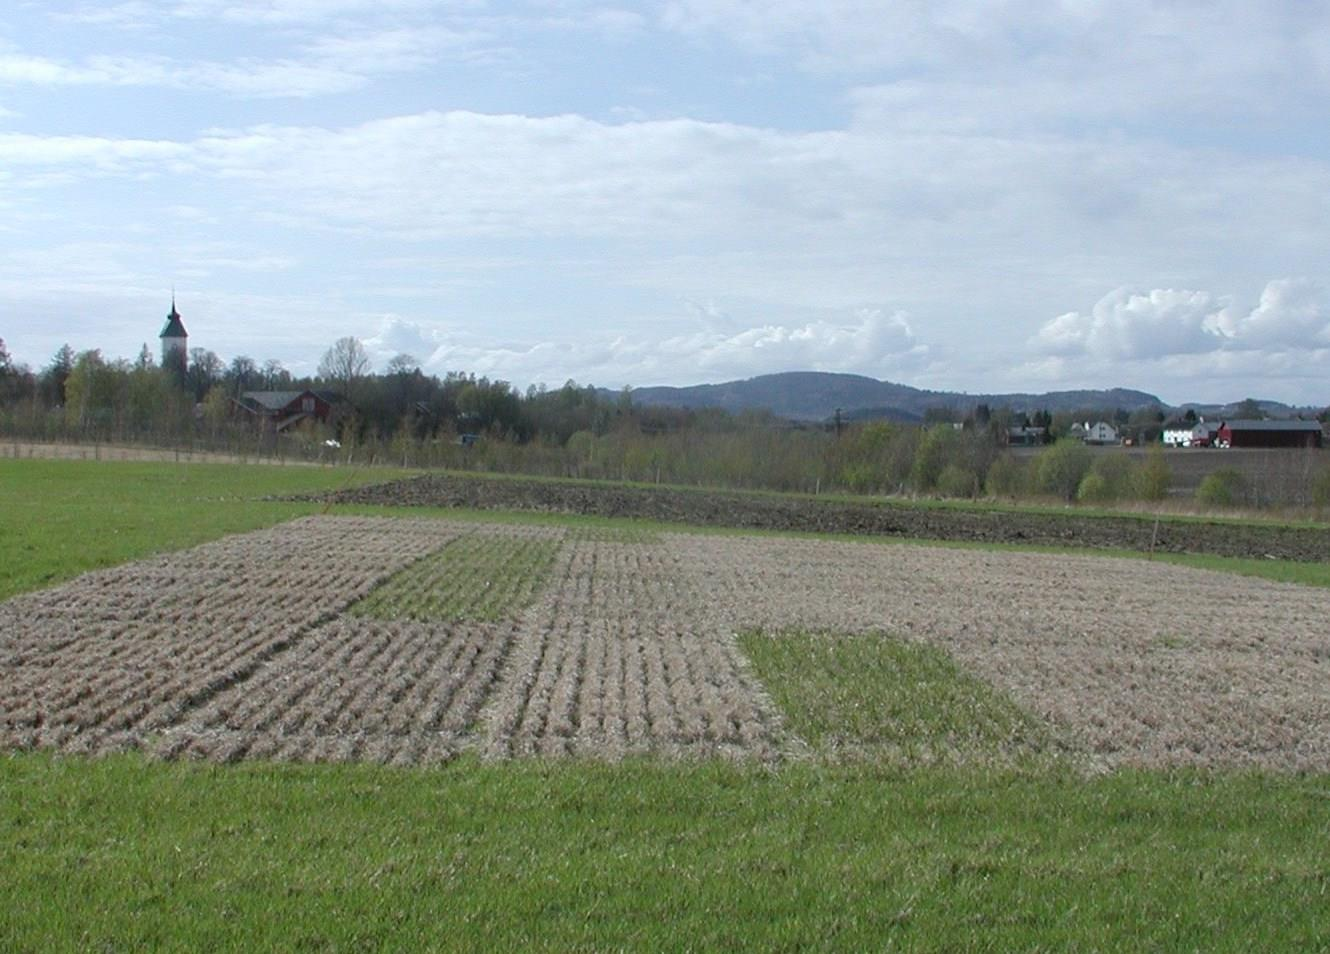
left=160, top=296, right=188, bottom=378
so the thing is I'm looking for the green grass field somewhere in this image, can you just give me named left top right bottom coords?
left=2, top=458, right=1329, bottom=951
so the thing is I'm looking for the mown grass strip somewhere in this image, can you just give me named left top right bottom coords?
left=2, top=753, right=1328, bottom=952
left=349, top=535, right=560, bottom=623
left=0, top=458, right=405, bottom=602
left=740, top=629, right=1057, bottom=764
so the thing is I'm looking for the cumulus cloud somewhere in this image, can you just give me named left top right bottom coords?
left=1033, top=287, right=1232, bottom=360
left=1216, top=279, right=1330, bottom=349
left=363, top=307, right=930, bottom=387
left=1031, top=279, right=1330, bottom=361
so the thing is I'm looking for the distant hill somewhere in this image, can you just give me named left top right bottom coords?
left=1178, top=399, right=1322, bottom=420
left=625, top=372, right=1163, bottom=422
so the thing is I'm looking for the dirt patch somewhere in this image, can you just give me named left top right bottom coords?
left=313, top=472, right=1330, bottom=562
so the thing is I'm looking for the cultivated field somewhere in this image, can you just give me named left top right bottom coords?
left=3, top=514, right=1327, bottom=771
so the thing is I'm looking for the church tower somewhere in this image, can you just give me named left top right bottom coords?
left=160, top=297, right=188, bottom=379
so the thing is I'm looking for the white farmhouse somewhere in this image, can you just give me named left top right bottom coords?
left=1083, top=421, right=1120, bottom=445
left=1162, top=421, right=1193, bottom=447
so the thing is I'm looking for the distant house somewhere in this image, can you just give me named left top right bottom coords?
left=1083, top=421, right=1120, bottom=445
left=1216, top=419, right=1323, bottom=449
left=1006, top=426, right=1046, bottom=447
left=1162, top=420, right=1218, bottom=447
left=234, top=390, right=342, bottom=432
left=1161, top=421, right=1192, bottom=447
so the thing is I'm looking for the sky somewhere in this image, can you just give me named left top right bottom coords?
left=2, top=1, right=1329, bottom=406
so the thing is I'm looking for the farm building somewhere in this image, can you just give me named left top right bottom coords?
left=234, top=390, right=343, bottom=432
left=1163, top=421, right=1219, bottom=447
left=1006, top=425, right=1047, bottom=446
left=1082, top=421, right=1120, bottom=445
left=1216, top=419, right=1323, bottom=449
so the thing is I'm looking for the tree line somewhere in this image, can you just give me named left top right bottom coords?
left=6, top=333, right=1328, bottom=509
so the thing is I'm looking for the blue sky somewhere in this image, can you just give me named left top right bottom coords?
left=2, top=0, right=1328, bottom=405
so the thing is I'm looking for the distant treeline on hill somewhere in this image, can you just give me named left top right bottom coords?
left=2, top=336, right=1328, bottom=509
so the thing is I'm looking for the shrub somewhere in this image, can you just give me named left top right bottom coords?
left=909, top=426, right=959, bottom=493
left=1033, top=440, right=1092, bottom=501
left=1196, top=469, right=1249, bottom=508
left=935, top=464, right=979, bottom=499
left=839, top=462, right=877, bottom=494
left=984, top=453, right=1027, bottom=498
left=1135, top=446, right=1171, bottom=501
left=1076, top=471, right=1111, bottom=503
left=1078, top=453, right=1136, bottom=503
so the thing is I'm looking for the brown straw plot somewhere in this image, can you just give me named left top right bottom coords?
left=4, top=515, right=1328, bottom=769
left=667, top=534, right=1330, bottom=771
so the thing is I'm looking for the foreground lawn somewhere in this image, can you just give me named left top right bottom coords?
left=2, top=754, right=1328, bottom=952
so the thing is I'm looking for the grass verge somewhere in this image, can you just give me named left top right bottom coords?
left=740, top=629, right=1057, bottom=765
left=2, top=753, right=1328, bottom=952
left=0, top=458, right=404, bottom=602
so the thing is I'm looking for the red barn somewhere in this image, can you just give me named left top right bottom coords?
left=1216, top=419, right=1323, bottom=449
left=234, top=390, right=342, bottom=431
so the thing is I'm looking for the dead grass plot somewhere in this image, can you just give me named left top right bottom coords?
left=480, top=539, right=783, bottom=760
left=668, top=534, right=1330, bottom=771
left=4, top=515, right=1328, bottom=770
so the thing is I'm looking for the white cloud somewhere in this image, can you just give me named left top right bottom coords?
left=1021, top=280, right=1330, bottom=401
left=1033, top=280, right=1330, bottom=361
left=0, top=22, right=485, bottom=98
left=0, top=132, right=190, bottom=172
left=363, top=306, right=930, bottom=388
left=1033, top=287, right=1232, bottom=360
left=669, top=1, right=1330, bottom=140
left=1216, top=279, right=1330, bottom=349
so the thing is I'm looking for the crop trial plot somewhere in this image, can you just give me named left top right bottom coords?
left=2, top=515, right=1328, bottom=769
left=480, top=537, right=782, bottom=759
left=667, top=534, right=1330, bottom=771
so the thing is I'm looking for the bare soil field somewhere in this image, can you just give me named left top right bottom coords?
left=3, top=515, right=1327, bottom=771
left=316, top=472, right=1330, bottom=562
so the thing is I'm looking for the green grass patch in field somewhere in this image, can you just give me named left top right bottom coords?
left=349, top=534, right=560, bottom=623
left=2, top=752, right=1328, bottom=952
left=0, top=459, right=404, bottom=602
left=741, top=629, right=1057, bottom=765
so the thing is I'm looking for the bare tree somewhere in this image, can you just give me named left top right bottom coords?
left=318, top=336, right=370, bottom=396
left=186, top=348, right=224, bottom=401
left=261, top=358, right=290, bottom=390
left=225, top=355, right=259, bottom=395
